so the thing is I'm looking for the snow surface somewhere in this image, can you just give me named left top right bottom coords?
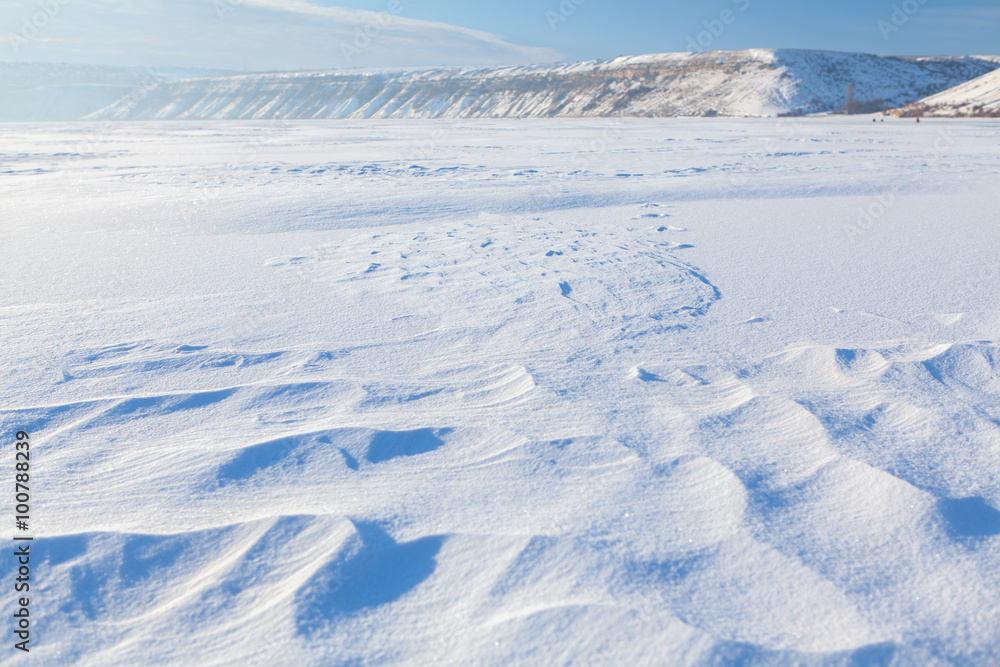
left=11, top=50, right=989, bottom=122
left=2, top=117, right=1000, bottom=665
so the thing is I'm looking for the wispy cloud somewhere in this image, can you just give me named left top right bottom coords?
left=0, top=0, right=563, bottom=70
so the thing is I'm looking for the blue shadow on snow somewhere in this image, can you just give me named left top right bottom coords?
left=365, top=428, right=447, bottom=464
left=295, top=522, right=444, bottom=636
left=939, top=496, right=1000, bottom=538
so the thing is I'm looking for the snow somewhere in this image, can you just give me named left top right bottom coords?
left=89, top=49, right=995, bottom=120
left=2, top=117, right=1000, bottom=664
left=902, top=68, right=1000, bottom=117
left=2, top=50, right=992, bottom=123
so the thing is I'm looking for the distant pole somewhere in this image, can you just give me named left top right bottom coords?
left=845, top=83, right=854, bottom=115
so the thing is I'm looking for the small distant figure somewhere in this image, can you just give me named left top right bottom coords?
left=916, top=117, right=920, bottom=123
left=873, top=118, right=876, bottom=123
left=880, top=118, right=884, bottom=122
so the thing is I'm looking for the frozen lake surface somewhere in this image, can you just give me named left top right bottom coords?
left=2, top=118, right=1000, bottom=665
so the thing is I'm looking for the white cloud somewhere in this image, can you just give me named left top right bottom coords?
left=0, top=0, right=563, bottom=70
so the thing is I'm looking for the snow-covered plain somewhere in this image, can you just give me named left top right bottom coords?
left=2, top=117, right=1000, bottom=665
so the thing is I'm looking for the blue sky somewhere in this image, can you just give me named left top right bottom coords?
left=316, top=0, right=1000, bottom=60
left=2, top=0, right=998, bottom=71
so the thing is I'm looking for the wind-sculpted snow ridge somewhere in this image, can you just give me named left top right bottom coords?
left=6, top=339, right=1000, bottom=664
left=895, top=67, right=1000, bottom=117
left=85, top=49, right=999, bottom=121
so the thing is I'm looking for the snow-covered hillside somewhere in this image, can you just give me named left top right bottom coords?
left=896, top=67, right=1000, bottom=117
left=2, top=118, right=1000, bottom=664
left=66, top=49, right=999, bottom=120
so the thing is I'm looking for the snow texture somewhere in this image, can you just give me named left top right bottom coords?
left=1, top=117, right=1000, bottom=665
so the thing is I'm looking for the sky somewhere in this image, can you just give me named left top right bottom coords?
left=316, top=0, right=1000, bottom=60
left=1, top=0, right=998, bottom=71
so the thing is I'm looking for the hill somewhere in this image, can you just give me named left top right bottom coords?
left=86, top=50, right=997, bottom=120
left=2, top=51, right=996, bottom=122
left=894, top=67, right=1000, bottom=117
